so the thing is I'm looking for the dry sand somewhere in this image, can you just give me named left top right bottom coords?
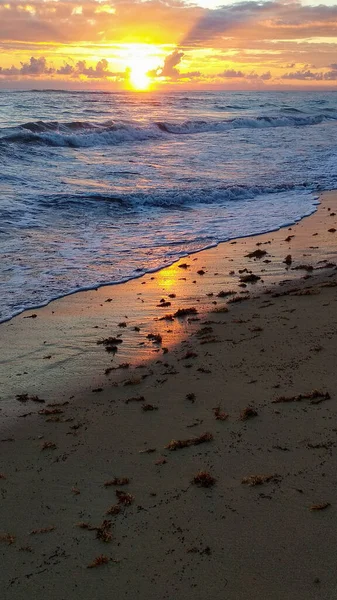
left=1, top=191, right=337, bottom=599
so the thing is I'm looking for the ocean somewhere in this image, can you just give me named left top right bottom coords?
left=1, top=89, right=337, bottom=323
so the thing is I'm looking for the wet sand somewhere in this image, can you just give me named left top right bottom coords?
left=1, top=191, right=337, bottom=599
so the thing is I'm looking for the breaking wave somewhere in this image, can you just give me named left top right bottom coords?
left=38, top=182, right=312, bottom=211
left=0, top=112, right=334, bottom=148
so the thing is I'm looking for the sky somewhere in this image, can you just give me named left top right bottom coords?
left=1, top=0, right=337, bottom=90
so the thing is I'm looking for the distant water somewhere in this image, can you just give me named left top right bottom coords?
left=2, top=89, right=337, bottom=322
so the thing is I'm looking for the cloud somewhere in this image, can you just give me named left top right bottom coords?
left=0, top=0, right=196, bottom=45
left=0, top=56, right=55, bottom=76
left=0, top=55, right=123, bottom=79
left=182, top=1, right=337, bottom=46
left=217, top=68, right=271, bottom=80
left=183, top=1, right=275, bottom=46
left=218, top=69, right=244, bottom=78
left=281, top=68, right=337, bottom=80
left=149, top=49, right=201, bottom=80
left=160, top=50, right=185, bottom=78
left=57, top=58, right=115, bottom=78
left=281, top=69, right=323, bottom=80
left=324, top=69, right=337, bottom=80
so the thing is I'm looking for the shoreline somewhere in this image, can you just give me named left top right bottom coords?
left=0, top=190, right=333, bottom=411
left=0, top=193, right=319, bottom=326
left=1, top=191, right=337, bottom=599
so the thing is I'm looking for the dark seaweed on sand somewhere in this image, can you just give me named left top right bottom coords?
left=192, top=471, right=217, bottom=487
left=166, top=432, right=213, bottom=450
left=272, top=390, right=330, bottom=404
left=174, top=307, right=198, bottom=317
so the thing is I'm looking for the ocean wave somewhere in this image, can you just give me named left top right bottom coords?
left=280, top=107, right=305, bottom=113
left=0, top=112, right=334, bottom=149
left=37, top=182, right=312, bottom=211
left=214, top=104, right=247, bottom=110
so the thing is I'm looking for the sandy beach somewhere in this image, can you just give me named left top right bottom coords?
left=1, top=190, right=337, bottom=600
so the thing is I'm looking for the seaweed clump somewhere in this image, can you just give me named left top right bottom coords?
left=192, top=471, right=217, bottom=487
left=174, top=307, right=198, bottom=317
left=239, top=273, right=261, bottom=283
left=87, top=555, right=112, bottom=568
left=213, top=406, right=229, bottom=421
left=104, top=478, right=129, bottom=487
left=272, top=390, right=330, bottom=404
left=245, top=249, right=267, bottom=259
left=166, top=432, right=213, bottom=450
left=242, top=474, right=280, bottom=486
left=240, top=407, right=258, bottom=421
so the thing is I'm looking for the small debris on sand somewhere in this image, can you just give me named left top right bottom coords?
left=41, top=441, right=57, bottom=450
left=192, top=471, right=217, bottom=487
left=272, top=390, right=330, bottom=404
left=166, top=432, right=213, bottom=450
left=242, top=474, right=280, bottom=486
left=213, top=406, right=229, bottom=420
left=16, top=393, right=45, bottom=403
left=106, top=505, right=121, bottom=516
left=217, top=290, right=236, bottom=297
left=116, top=490, right=134, bottom=505
left=104, top=478, right=130, bottom=487
left=245, top=249, right=267, bottom=259
left=30, top=526, right=55, bottom=535
left=310, top=503, right=331, bottom=511
left=97, top=337, right=123, bottom=346
left=240, top=407, right=258, bottom=420
left=239, top=274, right=261, bottom=283
left=87, top=555, right=112, bottom=569
left=0, top=533, right=15, bottom=545
left=125, top=395, right=145, bottom=404
left=174, top=307, right=198, bottom=317
left=147, top=333, right=162, bottom=344
left=292, top=264, right=314, bottom=272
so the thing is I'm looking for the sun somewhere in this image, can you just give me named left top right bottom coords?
left=129, top=65, right=151, bottom=91
left=123, top=44, right=158, bottom=91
